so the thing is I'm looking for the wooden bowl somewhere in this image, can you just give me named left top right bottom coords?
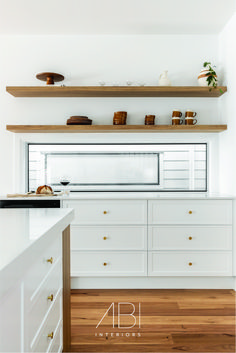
left=70, top=115, right=88, bottom=120
left=67, top=118, right=92, bottom=125
left=36, top=72, right=64, bottom=85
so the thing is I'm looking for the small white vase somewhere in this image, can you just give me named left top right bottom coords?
left=198, top=65, right=217, bottom=87
left=159, top=70, right=172, bottom=86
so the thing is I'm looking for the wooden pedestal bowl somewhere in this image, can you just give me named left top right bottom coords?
left=36, top=72, right=64, bottom=85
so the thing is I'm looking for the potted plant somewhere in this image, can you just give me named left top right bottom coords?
left=198, top=62, right=218, bottom=88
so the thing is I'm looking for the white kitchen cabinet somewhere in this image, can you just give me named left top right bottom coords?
left=71, top=251, right=147, bottom=276
left=148, top=251, right=232, bottom=276
left=48, top=324, right=63, bottom=353
left=148, top=200, right=232, bottom=225
left=24, top=236, right=62, bottom=303
left=24, top=259, right=62, bottom=352
left=65, top=198, right=233, bottom=283
left=148, top=200, right=233, bottom=277
left=71, top=225, right=147, bottom=250
left=64, top=200, right=147, bottom=225
left=0, top=209, right=73, bottom=353
left=31, top=295, right=62, bottom=353
left=64, top=200, right=148, bottom=278
left=0, top=283, right=21, bottom=353
left=148, top=226, right=232, bottom=251
left=0, top=236, right=63, bottom=353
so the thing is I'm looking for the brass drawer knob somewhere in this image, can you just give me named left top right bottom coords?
left=103, top=236, right=107, bottom=240
left=103, top=211, right=108, bottom=214
left=189, top=262, right=193, bottom=266
left=46, top=257, right=53, bottom=264
left=188, top=210, right=193, bottom=214
left=188, top=236, right=192, bottom=240
left=47, top=294, right=54, bottom=301
left=103, top=262, right=107, bottom=266
left=48, top=332, right=54, bottom=339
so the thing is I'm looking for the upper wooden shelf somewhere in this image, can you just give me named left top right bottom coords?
left=6, top=125, right=227, bottom=133
left=6, top=86, right=227, bottom=98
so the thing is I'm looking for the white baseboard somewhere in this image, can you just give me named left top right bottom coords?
left=71, top=276, right=235, bottom=289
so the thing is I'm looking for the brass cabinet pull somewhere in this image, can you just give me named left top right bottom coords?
left=103, top=236, right=107, bottom=240
left=103, top=262, right=107, bottom=266
left=46, top=257, right=53, bottom=264
left=188, top=236, right=192, bottom=240
left=189, top=262, right=193, bottom=266
left=48, top=332, right=54, bottom=339
left=103, top=211, right=108, bottom=214
left=188, top=210, right=193, bottom=214
left=47, top=294, right=54, bottom=301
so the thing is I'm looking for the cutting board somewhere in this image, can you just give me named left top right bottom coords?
left=7, top=193, right=60, bottom=198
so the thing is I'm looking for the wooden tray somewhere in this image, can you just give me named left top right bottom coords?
left=7, top=193, right=61, bottom=198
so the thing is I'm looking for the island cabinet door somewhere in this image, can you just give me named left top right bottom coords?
left=23, top=234, right=63, bottom=353
left=0, top=283, right=21, bottom=353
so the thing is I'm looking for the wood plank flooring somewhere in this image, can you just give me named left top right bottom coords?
left=70, top=289, right=236, bottom=352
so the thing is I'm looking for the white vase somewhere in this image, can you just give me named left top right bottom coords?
left=159, top=70, right=172, bottom=86
left=198, top=65, right=217, bottom=87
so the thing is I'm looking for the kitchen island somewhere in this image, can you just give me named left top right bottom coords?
left=0, top=208, right=74, bottom=353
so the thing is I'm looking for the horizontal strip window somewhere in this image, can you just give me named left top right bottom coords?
left=27, top=143, right=207, bottom=192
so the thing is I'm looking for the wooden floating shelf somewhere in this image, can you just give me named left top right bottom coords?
left=6, top=86, right=227, bottom=98
left=6, top=125, right=228, bottom=133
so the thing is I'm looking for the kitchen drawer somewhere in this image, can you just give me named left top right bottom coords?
left=25, top=260, right=62, bottom=349
left=63, top=200, right=147, bottom=225
left=148, top=251, right=232, bottom=276
left=148, top=226, right=232, bottom=250
left=24, top=236, right=61, bottom=302
left=71, top=225, right=147, bottom=250
left=48, top=323, right=62, bottom=353
left=31, top=293, right=62, bottom=353
left=71, top=251, right=147, bottom=276
left=148, top=200, right=232, bottom=225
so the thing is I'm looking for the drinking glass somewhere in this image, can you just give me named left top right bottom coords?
left=60, top=177, right=71, bottom=196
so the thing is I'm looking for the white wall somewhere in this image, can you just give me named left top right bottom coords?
left=0, top=34, right=220, bottom=194
left=219, top=14, right=236, bottom=195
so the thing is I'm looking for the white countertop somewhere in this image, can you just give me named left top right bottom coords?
left=0, top=192, right=235, bottom=200
left=0, top=208, right=73, bottom=273
left=62, top=192, right=235, bottom=200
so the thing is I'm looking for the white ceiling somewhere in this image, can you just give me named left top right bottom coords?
left=0, top=0, right=235, bottom=35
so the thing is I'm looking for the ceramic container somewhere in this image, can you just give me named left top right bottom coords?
left=145, top=115, right=155, bottom=125
left=159, top=70, right=172, bottom=86
left=198, top=65, right=217, bottom=87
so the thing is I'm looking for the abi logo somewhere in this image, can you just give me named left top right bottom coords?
left=96, top=302, right=141, bottom=329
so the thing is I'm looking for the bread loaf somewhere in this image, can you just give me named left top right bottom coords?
left=36, top=185, right=53, bottom=194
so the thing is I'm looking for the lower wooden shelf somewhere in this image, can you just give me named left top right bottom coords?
left=6, top=124, right=227, bottom=133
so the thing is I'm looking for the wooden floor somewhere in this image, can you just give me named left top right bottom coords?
left=70, top=289, right=236, bottom=352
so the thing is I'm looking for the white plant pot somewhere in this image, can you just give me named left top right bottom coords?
left=198, top=68, right=217, bottom=87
